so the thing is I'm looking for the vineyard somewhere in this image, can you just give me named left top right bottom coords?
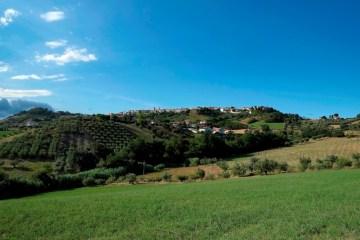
left=81, top=119, right=136, bottom=150
left=0, top=117, right=139, bottom=162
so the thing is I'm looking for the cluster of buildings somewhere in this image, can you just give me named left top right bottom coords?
left=114, top=106, right=267, bottom=116
left=172, top=119, right=248, bottom=135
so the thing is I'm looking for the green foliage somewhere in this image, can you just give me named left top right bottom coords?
left=195, top=168, right=205, bottom=179
left=352, top=153, right=360, bottom=168
left=299, top=157, right=312, bottom=171
left=177, top=175, right=188, bottom=182
left=335, top=158, right=352, bottom=169
left=154, top=164, right=165, bottom=172
left=188, top=157, right=200, bottom=167
left=221, top=171, right=231, bottom=178
left=278, top=162, right=289, bottom=172
left=82, top=177, right=96, bottom=186
left=216, top=161, right=229, bottom=171
left=231, top=163, right=247, bottom=176
left=126, top=173, right=137, bottom=184
left=161, top=172, right=172, bottom=182
left=254, top=159, right=278, bottom=175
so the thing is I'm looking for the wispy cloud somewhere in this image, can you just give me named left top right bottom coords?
left=0, top=62, right=10, bottom=73
left=45, top=40, right=67, bottom=49
left=11, top=74, right=67, bottom=81
left=36, top=48, right=97, bottom=65
left=0, top=88, right=52, bottom=98
left=40, top=11, right=65, bottom=22
left=0, top=8, right=20, bottom=27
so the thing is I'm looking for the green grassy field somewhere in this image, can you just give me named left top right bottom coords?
left=249, top=120, right=285, bottom=130
left=1, top=170, right=360, bottom=240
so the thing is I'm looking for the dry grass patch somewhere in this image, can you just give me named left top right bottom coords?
left=231, top=137, right=360, bottom=166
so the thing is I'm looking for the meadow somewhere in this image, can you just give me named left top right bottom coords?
left=1, top=169, right=360, bottom=240
left=249, top=120, right=285, bottom=130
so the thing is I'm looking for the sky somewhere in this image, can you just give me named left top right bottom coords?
left=0, top=0, right=360, bottom=118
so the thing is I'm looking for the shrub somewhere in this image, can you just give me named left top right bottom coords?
left=126, top=173, right=137, bottom=184
left=232, top=163, right=247, bottom=177
left=200, top=158, right=217, bottom=165
left=216, top=161, right=229, bottom=171
left=335, top=158, right=352, bottom=169
left=177, top=175, right=188, bottom=182
left=299, top=157, right=312, bottom=171
left=56, top=174, right=82, bottom=189
left=195, top=168, right=205, bottom=179
left=278, top=162, right=289, bottom=172
left=94, top=179, right=105, bottom=185
left=105, top=176, right=117, bottom=184
left=161, top=172, right=172, bottom=182
left=221, top=171, right=231, bottom=178
left=82, top=177, right=96, bottom=186
left=189, top=158, right=200, bottom=167
left=154, top=164, right=165, bottom=172
left=322, top=155, right=338, bottom=169
left=352, top=153, right=360, bottom=168
left=255, top=159, right=278, bottom=175
left=248, top=158, right=260, bottom=173
left=144, top=164, right=154, bottom=173
left=148, top=176, right=162, bottom=182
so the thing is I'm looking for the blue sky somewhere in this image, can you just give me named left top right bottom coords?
left=0, top=0, right=360, bottom=117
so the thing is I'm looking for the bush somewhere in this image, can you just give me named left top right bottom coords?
left=177, top=175, right=188, bottom=182
left=105, top=176, right=117, bottom=184
left=126, top=173, right=137, bottom=184
left=216, top=161, right=229, bottom=171
left=189, top=158, right=200, bottom=167
left=200, top=158, right=217, bottom=165
left=195, top=168, right=205, bottom=179
left=82, top=177, right=96, bottom=186
left=335, top=158, right=352, bottom=169
left=248, top=158, right=260, bottom=173
left=154, top=164, right=165, bottom=172
left=94, top=179, right=105, bottom=185
left=221, top=171, right=231, bottom=178
left=322, top=155, right=338, bottom=169
left=255, top=159, right=278, bottom=175
left=299, top=157, right=312, bottom=171
left=232, top=163, right=247, bottom=177
left=0, top=171, right=9, bottom=181
left=161, top=172, right=172, bottom=182
left=278, top=162, right=289, bottom=172
left=352, top=153, right=360, bottom=168
left=144, top=164, right=154, bottom=173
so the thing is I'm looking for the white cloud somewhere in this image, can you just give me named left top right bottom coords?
left=11, top=74, right=66, bottom=81
left=0, top=62, right=10, bottom=73
left=40, top=11, right=65, bottom=22
left=45, top=40, right=67, bottom=49
left=0, top=9, right=20, bottom=26
left=36, top=48, right=97, bottom=65
left=0, top=88, right=52, bottom=98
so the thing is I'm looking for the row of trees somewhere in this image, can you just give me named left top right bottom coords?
left=104, top=131, right=288, bottom=175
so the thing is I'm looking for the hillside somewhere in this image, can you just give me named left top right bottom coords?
left=232, top=137, right=360, bottom=166
left=1, top=106, right=359, bottom=199
left=1, top=170, right=360, bottom=239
